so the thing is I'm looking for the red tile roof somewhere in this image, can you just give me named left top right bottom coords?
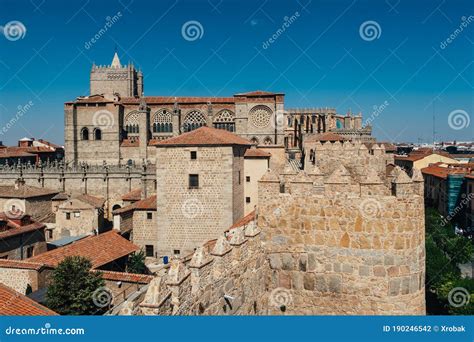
left=229, top=210, right=256, bottom=230
left=121, top=96, right=235, bottom=104
left=27, top=231, right=139, bottom=269
left=0, top=214, right=46, bottom=240
left=75, top=194, right=105, bottom=208
left=234, top=90, right=282, bottom=96
left=0, top=283, right=57, bottom=315
left=113, top=195, right=156, bottom=215
left=0, top=259, right=45, bottom=271
left=396, top=151, right=456, bottom=162
left=95, top=270, right=153, bottom=284
left=121, top=188, right=142, bottom=201
left=244, top=148, right=271, bottom=158
left=306, top=132, right=345, bottom=142
left=120, top=138, right=140, bottom=147
left=421, top=165, right=470, bottom=179
left=0, top=185, right=59, bottom=199
left=153, top=126, right=252, bottom=147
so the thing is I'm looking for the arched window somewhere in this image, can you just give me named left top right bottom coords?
left=213, top=109, right=235, bottom=132
left=263, top=136, right=272, bottom=145
left=183, top=110, right=206, bottom=132
left=94, top=128, right=102, bottom=140
left=81, top=127, right=89, bottom=140
left=250, top=137, right=259, bottom=145
left=152, top=109, right=173, bottom=133
left=124, top=111, right=140, bottom=134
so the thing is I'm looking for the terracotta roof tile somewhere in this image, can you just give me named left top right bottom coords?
left=75, top=194, right=105, bottom=208
left=114, top=195, right=156, bottom=215
left=0, top=215, right=46, bottom=240
left=0, top=283, right=57, bottom=315
left=121, top=188, right=142, bottom=201
left=95, top=270, right=153, bottom=284
left=306, top=132, right=345, bottom=142
left=234, top=90, right=282, bottom=96
left=0, top=259, right=45, bottom=271
left=229, top=210, right=256, bottom=230
left=0, top=185, right=58, bottom=199
left=421, top=165, right=470, bottom=179
left=27, top=231, right=138, bottom=269
left=121, top=96, right=235, bottom=104
left=153, top=126, right=252, bottom=147
left=244, top=149, right=271, bottom=158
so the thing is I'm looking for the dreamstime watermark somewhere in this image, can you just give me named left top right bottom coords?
left=359, top=20, right=382, bottom=41
left=0, top=101, right=34, bottom=136
left=5, top=323, right=85, bottom=336
left=92, top=109, right=115, bottom=129
left=92, top=286, right=113, bottom=308
left=181, top=20, right=204, bottom=41
left=262, top=11, right=300, bottom=49
left=3, top=199, right=25, bottom=219
left=358, top=198, right=382, bottom=219
left=269, top=287, right=293, bottom=310
left=84, top=12, right=123, bottom=50
left=181, top=198, right=204, bottom=219
left=441, top=193, right=473, bottom=226
left=364, top=100, right=389, bottom=127
left=0, top=20, right=27, bottom=41
left=448, top=109, right=470, bottom=130
left=440, top=16, right=474, bottom=49
left=448, top=287, right=471, bottom=308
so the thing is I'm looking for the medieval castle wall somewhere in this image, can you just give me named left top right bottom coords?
left=0, top=164, right=155, bottom=218
left=127, top=158, right=425, bottom=316
left=258, top=166, right=425, bottom=315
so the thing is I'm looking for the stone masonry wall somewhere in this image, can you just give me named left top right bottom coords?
left=258, top=167, right=425, bottom=315
left=138, top=221, right=267, bottom=315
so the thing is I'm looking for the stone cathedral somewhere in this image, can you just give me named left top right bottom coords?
left=64, top=53, right=372, bottom=165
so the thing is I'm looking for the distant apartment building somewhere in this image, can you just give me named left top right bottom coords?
left=422, top=162, right=474, bottom=230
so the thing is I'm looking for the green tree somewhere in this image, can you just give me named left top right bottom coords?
left=425, top=208, right=474, bottom=315
left=46, top=256, right=107, bottom=315
left=126, top=250, right=148, bottom=274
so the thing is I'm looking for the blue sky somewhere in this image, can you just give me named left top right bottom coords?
left=0, top=0, right=472, bottom=145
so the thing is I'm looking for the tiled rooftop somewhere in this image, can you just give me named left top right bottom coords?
left=153, top=126, right=252, bottom=147
left=0, top=283, right=57, bottom=316
left=27, top=231, right=138, bottom=269
left=0, top=185, right=59, bottom=199
left=113, top=195, right=156, bottom=215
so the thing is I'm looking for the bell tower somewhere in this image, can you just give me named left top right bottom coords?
left=90, top=52, right=144, bottom=98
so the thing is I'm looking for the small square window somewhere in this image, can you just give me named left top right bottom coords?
left=147, top=212, right=153, bottom=220
left=189, top=174, right=199, bottom=189
left=190, top=151, right=197, bottom=160
left=145, top=245, right=154, bottom=257
left=173, top=249, right=181, bottom=255
left=48, top=230, right=53, bottom=239
left=74, top=212, right=80, bottom=218
left=66, top=213, right=71, bottom=220
left=246, top=197, right=251, bottom=203
left=238, top=171, right=241, bottom=185
left=246, top=176, right=250, bottom=182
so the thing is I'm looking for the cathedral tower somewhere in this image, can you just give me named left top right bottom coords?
left=90, top=52, right=143, bottom=98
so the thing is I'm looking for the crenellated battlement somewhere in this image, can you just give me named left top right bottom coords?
left=136, top=218, right=268, bottom=316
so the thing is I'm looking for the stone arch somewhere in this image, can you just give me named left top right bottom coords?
left=213, top=109, right=235, bottom=132
left=250, top=137, right=259, bottom=145
left=183, top=110, right=206, bottom=132
left=125, top=111, right=140, bottom=134
left=249, top=105, right=273, bottom=129
left=152, top=109, right=173, bottom=133
left=81, top=127, right=89, bottom=140
left=263, top=136, right=272, bottom=145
